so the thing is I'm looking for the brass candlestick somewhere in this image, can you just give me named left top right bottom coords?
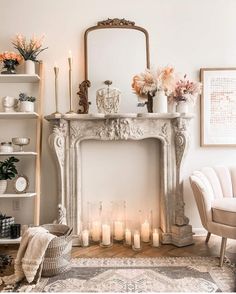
left=66, top=54, right=76, bottom=114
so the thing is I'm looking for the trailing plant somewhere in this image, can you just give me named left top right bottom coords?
left=18, top=92, right=36, bottom=103
left=0, top=156, right=19, bottom=180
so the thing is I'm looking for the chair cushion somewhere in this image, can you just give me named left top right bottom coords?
left=212, top=198, right=236, bottom=227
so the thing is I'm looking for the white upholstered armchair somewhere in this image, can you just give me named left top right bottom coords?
left=189, top=166, right=236, bottom=266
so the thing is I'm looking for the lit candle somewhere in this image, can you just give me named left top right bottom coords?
left=54, top=63, right=59, bottom=114
left=81, top=229, right=89, bottom=247
left=91, top=221, right=101, bottom=242
left=102, top=224, right=111, bottom=246
left=152, top=228, right=160, bottom=247
left=141, top=220, right=150, bottom=242
left=125, top=228, right=132, bottom=245
left=114, top=221, right=124, bottom=241
left=133, top=230, right=141, bottom=249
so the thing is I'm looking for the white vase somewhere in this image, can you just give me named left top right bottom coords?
left=153, top=90, right=168, bottom=113
left=176, top=101, right=188, bottom=114
left=20, top=101, right=34, bottom=112
left=24, top=60, right=35, bottom=75
left=0, top=180, right=7, bottom=194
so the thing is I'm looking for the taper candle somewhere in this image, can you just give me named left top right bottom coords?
left=54, top=64, right=59, bottom=114
left=67, top=50, right=75, bottom=114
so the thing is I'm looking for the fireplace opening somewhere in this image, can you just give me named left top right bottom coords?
left=80, top=138, right=161, bottom=228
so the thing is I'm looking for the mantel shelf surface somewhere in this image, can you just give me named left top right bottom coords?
left=45, top=112, right=194, bottom=121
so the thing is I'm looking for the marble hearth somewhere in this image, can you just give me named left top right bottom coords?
left=46, top=113, right=194, bottom=247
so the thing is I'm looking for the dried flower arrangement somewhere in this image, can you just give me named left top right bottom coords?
left=170, top=74, right=202, bottom=105
left=12, top=34, right=48, bottom=61
left=0, top=51, right=22, bottom=74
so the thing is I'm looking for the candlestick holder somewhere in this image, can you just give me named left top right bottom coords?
left=151, top=228, right=160, bottom=248
left=66, top=56, right=76, bottom=114
left=80, top=222, right=90, bottom=247
left=112, top=201, right=126, bottom=242
left=132, top=229, right=142, bottom=251
left=88, top=201, right=102, bottom=244
left=100, top=202, right=113, bottom=248
left=51, top=66, right=62, bottom=117
left=139, top=210, right=152, bottom=243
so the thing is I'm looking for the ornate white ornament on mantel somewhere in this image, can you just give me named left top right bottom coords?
left=45, top=112, right=194, bottom=247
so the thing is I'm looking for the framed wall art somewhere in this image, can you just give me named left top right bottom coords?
left=200, top=68, right=236, bottom=146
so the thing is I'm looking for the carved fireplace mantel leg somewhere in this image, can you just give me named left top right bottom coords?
left=171, top=117, right=194, bottom=247
left=48, top=120, right=68, bottom=225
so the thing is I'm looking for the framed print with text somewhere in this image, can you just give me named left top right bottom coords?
left=200, top=68, right=236, bottom=146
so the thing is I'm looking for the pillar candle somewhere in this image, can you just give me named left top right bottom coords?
left=125, top=228, right=132, bottom=245
left=133, top=231, right=141, bottom=249
left=114, top=221, right=124, bottom=241
left=102, top=224, right=111, bottom=246
left=91, top=221, right=101, bottom=242
left=141, top=220, right=150, bottom=242
left=152, top=228, right=160, bottom=247
left=81, top=229, right=89, bottom=247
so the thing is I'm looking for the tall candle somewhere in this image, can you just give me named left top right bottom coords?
left=133, top=231, right=141, bottom=249
left=91, top=221, right=101, bottom=242
left=68, top=50, right=73, bottom=112
left=114, top=221, right=124, bottom=241
left=54, top=64, right=59, bottom=113
left=125, top=228, right=132, bottom=245
left=81, top=229, right=89, bottom=247
left=102, top=224, right=111, bottom=246
left=152, top=228, right=160, bottom=247
left=141, top=220, right=150, bottom=242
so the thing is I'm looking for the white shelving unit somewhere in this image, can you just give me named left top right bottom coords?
left=0, top=237, right=21, bottom=245
left=0, top=193, right=36, bottom=198
left=0, top=64, right=44, bottom=244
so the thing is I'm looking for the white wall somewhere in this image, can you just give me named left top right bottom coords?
left=1, top=0, right=236, bottom=230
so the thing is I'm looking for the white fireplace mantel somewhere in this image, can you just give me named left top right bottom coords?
left=45, top=112, right=194, bottom=247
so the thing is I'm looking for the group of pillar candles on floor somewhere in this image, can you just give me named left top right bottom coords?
left=79, top=201, right=160, bottom=251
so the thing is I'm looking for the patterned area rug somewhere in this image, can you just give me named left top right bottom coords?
left=33, top=257, right=236, bottom=292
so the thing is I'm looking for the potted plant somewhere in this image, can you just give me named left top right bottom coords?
left=18, top=92, right=36, bottom=112
left=0, top=156, right=19, bottom=194
left=12, top=34, right=48, bottom=74
left=0, top=51, right=22, bottom=74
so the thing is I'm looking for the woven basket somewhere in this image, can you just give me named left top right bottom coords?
left=41, top=224, right=73, bottom=277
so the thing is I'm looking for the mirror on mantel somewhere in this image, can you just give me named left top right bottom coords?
left=77, top=18, right=150, bottom=114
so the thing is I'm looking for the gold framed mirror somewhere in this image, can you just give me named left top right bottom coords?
left=77, top=18, right=150, bottom=114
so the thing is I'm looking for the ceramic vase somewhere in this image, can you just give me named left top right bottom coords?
left=24, top=60, right=35, bottom=75
left=0, top=180, right=7, bottom=194
left=20, top=101, right=34, bottom=112
left=153, top=90, right=168, bottom=113
left=176, top=101, right=188, bottom=114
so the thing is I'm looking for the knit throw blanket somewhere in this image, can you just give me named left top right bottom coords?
left=0, top=227, right=55, bottom=291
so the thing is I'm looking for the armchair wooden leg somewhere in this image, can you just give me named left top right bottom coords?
left=205, top=232, right=211, bottom=243
left=219, top=237, right=227, bottom=267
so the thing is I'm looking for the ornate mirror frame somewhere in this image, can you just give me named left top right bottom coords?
left=77, top=18, right=150, bottom=113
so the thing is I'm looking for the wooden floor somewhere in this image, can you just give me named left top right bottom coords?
left=1, top=235, right=236, bottom=263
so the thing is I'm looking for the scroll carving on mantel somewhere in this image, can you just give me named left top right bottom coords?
left=46, top=114, right=194, bottom=247
left=172, top=117, right=191, bottom=227
left=48, top=120, right=68, bottom=225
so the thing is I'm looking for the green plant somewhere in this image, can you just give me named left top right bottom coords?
left=19, top=92, right=36, bottom=103
left=0, top=157, right=19, bottom=180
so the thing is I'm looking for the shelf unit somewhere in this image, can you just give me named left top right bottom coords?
left=0, top=63, right=44, bottom=231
